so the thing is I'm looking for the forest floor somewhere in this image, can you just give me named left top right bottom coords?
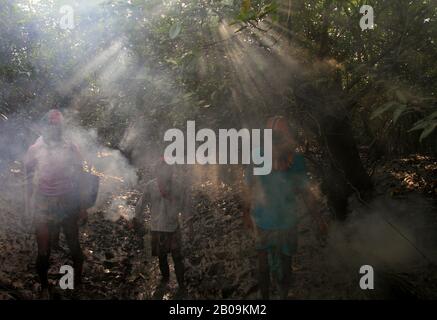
left=0, top=154, right=436, bottom=300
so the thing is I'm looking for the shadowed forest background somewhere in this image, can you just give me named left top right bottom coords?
left=0, top=0, right=436, bottom=299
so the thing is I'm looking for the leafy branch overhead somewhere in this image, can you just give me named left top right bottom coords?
left=231, top=0, right=279, bottom=30
left=371, top=88, right=437, bottom=142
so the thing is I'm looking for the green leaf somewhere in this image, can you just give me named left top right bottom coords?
left=409, top=120, right=428, bottom=132
left=393, top=104, right=407, bottom=124
left=270, top=12, right=279, bottom=22
left=183, top=92, right=194, bottom=100
left=169, top=22, right=182, bottom=39
left=241, top=0, right=251, bottom=14
left=419, top=123, right=437, bottom=142
left=165, top=58, right=178, bottom=65
left=395, top=90, right=407, bottom=104
left=258, top=2, right=279, bottom=19
left=371, top=101, right=400, bottom=119
left=427, top=110, right=437, bottom=120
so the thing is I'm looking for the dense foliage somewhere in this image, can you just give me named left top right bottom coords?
left=0, top=0, right=436, bottom=218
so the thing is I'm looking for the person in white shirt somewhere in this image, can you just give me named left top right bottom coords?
left=134, top=159, right=191, bottom=291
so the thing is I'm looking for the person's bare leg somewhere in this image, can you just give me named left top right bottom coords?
left=172, top=249, right=185, bottom=289
left=258, top=250, right=270, bottom=299
left=50, top=223, right=61, bottom=249
left=62, top=215, right=84, bottom=287
left=279, top=254, right=292, bottom=299
left=158, top=253, right=170, bottom=282
left=35, top=222, right=51, bottom=295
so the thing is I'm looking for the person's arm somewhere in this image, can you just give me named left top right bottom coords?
left=298, top=179, right=328, bottom=242
left=24, top=146, right=37, bottom=224
left=171, top=169, right=194, bottom=241
left=295, top=155, right=328, bottom=240
left=179, top=187, right=194, bottom=241
left=71, top=143, right=88, bottom=223
left=241, top=169, right=254, bottom=231
left=301, top=187, right=328, bottom=240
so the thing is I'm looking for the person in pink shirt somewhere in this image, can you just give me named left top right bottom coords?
left=25, top=109, right=86, bottom=298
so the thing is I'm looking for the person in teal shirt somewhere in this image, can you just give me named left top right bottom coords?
left=243, top=116, right=323, bottom=299
left=249, top=152, right=308, bottom=232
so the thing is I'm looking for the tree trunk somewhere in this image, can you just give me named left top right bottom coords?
left=294, top=80, right=373, bottom=220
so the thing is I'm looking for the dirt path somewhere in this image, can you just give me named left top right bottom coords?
left=1, top=155, right=437, bottom=299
